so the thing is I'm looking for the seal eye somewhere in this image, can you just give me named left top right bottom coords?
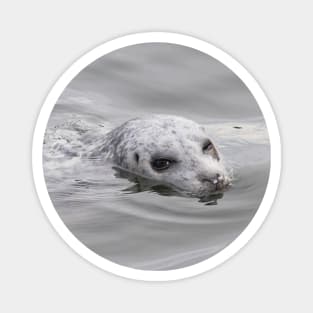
left=202, top=140, right=213, bottom=153
left=151, top=158, right=173, bottom=171
left=202, top=140, right=220, bottom=160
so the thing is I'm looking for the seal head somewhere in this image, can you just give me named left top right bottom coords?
left=93, top=115, right=230, bottom=196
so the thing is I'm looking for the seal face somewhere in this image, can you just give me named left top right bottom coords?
left=91, top=115, right=230, bottom=196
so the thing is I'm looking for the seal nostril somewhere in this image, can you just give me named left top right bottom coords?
left=201, top=177, right=218, bottom=185
left=201, top=178, right=211, bottom=183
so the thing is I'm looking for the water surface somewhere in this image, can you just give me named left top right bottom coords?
left=44, top=43, right=270, bottom=270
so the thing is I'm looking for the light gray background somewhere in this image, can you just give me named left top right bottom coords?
left=1, top=1, right=312, bottom=312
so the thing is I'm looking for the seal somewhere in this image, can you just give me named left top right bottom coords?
left=90, top=115, right=230, bottom=196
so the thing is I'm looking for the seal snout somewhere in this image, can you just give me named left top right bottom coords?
left=200, top=173, right=229, bottom=191
left=101, top=114, right=232, bottom=198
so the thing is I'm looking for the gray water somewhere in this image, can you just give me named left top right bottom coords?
left=44, top=43, right=270, bottom=270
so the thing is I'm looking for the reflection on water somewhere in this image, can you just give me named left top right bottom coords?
left=44, top=43, right=270, bottom=270
left=112, top=166, right=226, bottom=205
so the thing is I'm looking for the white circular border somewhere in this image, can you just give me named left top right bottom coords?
left=32, top=32, right=281, bottom=281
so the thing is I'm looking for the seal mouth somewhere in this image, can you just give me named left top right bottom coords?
left=202, top=174, right=231, bottom=193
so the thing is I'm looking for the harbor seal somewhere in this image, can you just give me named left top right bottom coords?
left=90, top=115, right=230, bottom=197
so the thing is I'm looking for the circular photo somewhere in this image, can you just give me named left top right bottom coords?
left=33, top=33, right=280, bottom=281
